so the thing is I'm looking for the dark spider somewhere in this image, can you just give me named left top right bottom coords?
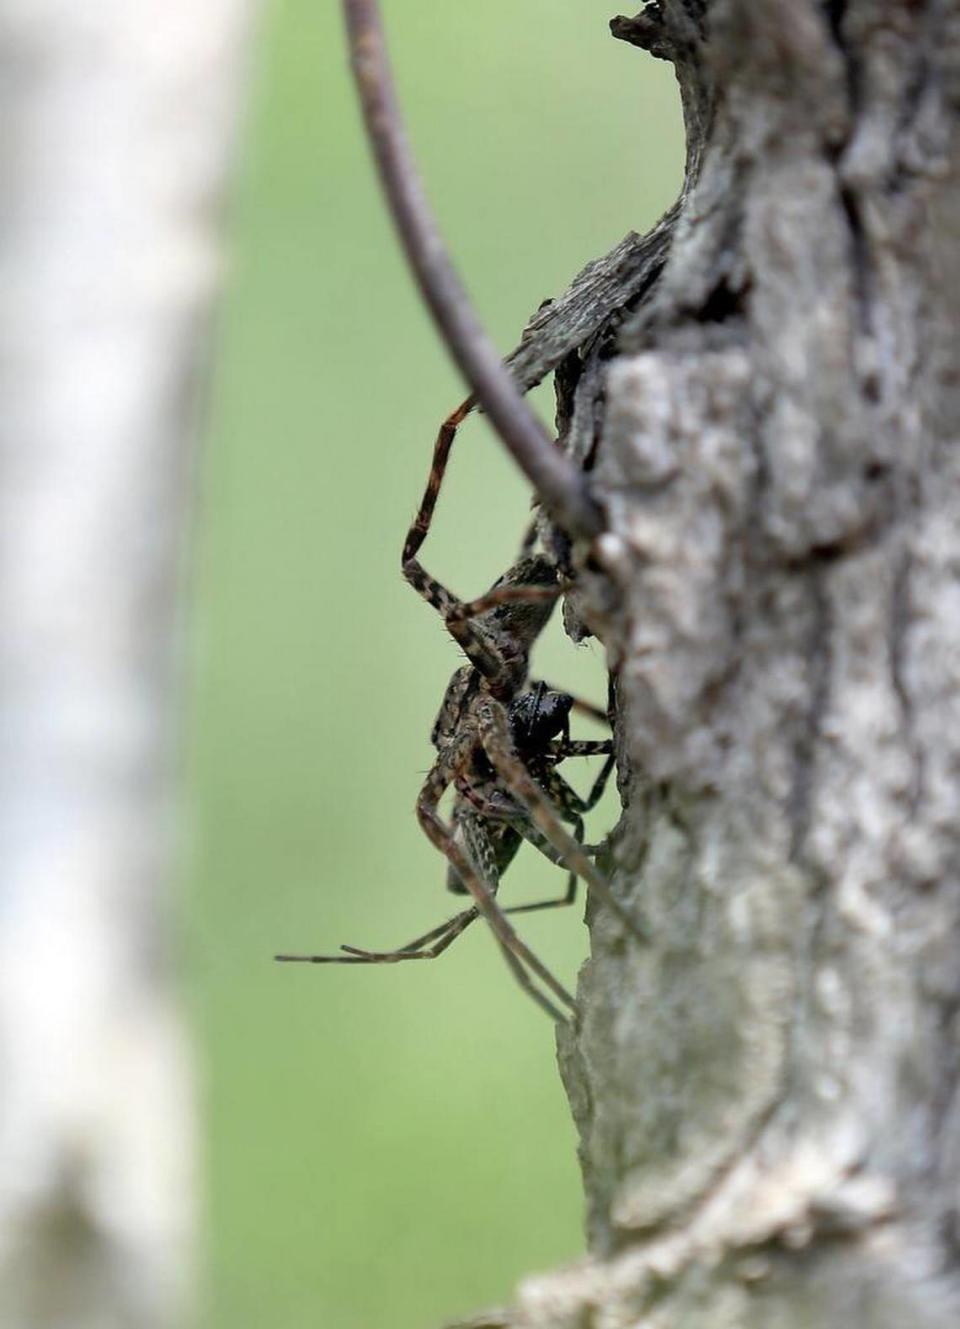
left=445, top=679, right=614, bottom=908
left=276, top=1, right=643, bottom=1020
left=276, top=431, right=640, bottom=1023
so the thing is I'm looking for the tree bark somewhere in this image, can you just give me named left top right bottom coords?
left=0, top=3, right=256, bottom=1325
left=462, top=1, right=960, bottom=1324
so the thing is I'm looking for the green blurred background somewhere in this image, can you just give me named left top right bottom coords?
left=186, top=3, right=681, bottom=1326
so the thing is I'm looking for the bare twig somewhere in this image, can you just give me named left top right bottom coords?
left=341, top=0, right=603, bottom=540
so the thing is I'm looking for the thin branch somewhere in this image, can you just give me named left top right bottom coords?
left=341, top=0, right=604, bottom=540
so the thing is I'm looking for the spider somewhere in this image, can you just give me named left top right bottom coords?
left=434, top=676, right=617, bottom=953
left=276, top=406, right=640, bottom=1021
left=277, top=1, right=645, bottom=1018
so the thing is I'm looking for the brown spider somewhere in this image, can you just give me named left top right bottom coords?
left=277, top=1, right=644, bottom=1019
left=276, top=407, right=640, bottom=1022
left=433, top=677, right=617, bottom=964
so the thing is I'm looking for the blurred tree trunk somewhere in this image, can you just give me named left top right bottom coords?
left=470, top=2, right=960, bottom=1326
left=0, top=2, right=256, bottom=1325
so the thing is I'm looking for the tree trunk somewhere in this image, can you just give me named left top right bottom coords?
left=465, top=2, right=960, bottom=1324
left=0, top=3, right=256, bottom=1325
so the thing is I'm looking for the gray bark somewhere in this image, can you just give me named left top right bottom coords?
left=0, top=3, right=256, bottom=1325
left=461, top=2, right=960, bottom=1325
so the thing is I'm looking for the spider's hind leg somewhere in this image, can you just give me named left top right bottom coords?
left=274, top=907, right=477, bottom=967
left=337, top=906, right=479, bottom=961
left=417, top=748, right=575, bottom=1021
left=479, top=701, right=646, bottom=943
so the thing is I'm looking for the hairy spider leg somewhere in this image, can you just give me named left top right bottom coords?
left=446, top=583, right=560, bottom=623
left=461, top=752, right=616, bottom=916
left=403, top=395, right=474, bottom=567
left=495, top=821, right=581, bottom=916
left=275, top=905, right=477, bottom=967
left=401, top=398, right=565, bottom=690
left=279, top=748, right=576, bottom=1021
left=345, top=799, right=520, bottom=955
left=517, top=679, right=612, bottom=746
left=339, top=905, right=478, bottom=960
left=555, top=739, right=613, bottom=758
left=402, top=556, right=562, bottom=696
left=275, top=772, right=498, bottom=974
left=457, top=747, right=613, bottom=829
left=445, top=731, right=611, bottom=890
left=504, top=754, right=615, bottom=913
left=478, top=701, right=647, bottom=943
left=399, top=393, right=560, bottom=676
left=547, top=752, right=617, bottom=817
left=415, top=740, right=575, bottom=1021
left=401, top=402, right=544, bottom=572
left=276, top=724, right=617, bottom=999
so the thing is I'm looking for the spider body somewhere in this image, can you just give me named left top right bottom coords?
left=446, top=680, right=608, bottom=893
left=278, top=540, right=629, bottom=1022
left=278, top=0, right=646, bottom=1019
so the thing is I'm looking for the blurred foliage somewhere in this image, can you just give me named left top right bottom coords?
left=186, top=1, right=682, bottom=1326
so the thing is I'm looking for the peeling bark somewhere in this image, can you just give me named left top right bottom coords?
left=459, top=1, right=960, bottom=1325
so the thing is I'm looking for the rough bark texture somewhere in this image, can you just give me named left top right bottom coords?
left=0, top=3, right=256, bottom=1325
left=460, top=1, right=960, bottom=1325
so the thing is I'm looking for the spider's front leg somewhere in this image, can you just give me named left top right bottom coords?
left=478, top=700, right=647, bottom=943
left=401, top=406, right=568, bottom=691
left=402, top=395, right=473, bottom=570
left=338, top=907, right=478, bottom=962
left=403, top=551, right=562, bottom=692
left=416, top=742, right=575, bottom=1022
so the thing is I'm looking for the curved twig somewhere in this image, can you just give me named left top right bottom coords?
left=341, top=0, right=603, bottom=540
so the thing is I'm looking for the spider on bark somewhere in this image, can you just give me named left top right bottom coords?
left=276, top=401, right=639, bottom=1022
left=276, top=0, right=645, bottom=1019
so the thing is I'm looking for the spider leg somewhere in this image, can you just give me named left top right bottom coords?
left=403, top=558, right=508, bottom=679
left=582, top=752, right=616, bottom=810
left=479, top=701, right=647, bottom=943
left=501, top=815, right=582, bottom=917
left=403, top=396, right=474, bottom=567
left=453, top=751, right=614, bottom=914
left=274, top=906, right=478, bottom=967
left=403, top=556, right=565, bottom=690
left=554, top=739, right=613, bottom=759
left=447, top=582, right=560, bottom=623
left=544, top=751, right=616, bottom=813
left=417, top=748, right=575, bottom=1020
left=503, top=879, right=577, bottom=916
left=497, top=767, right=592, bottom=915
left=337, top=905, right=479, bottom=960
left=399, top=397, right=561, bottom=686
left=275, top=804, right=485, bottom=964
left=401, top=405, right=539, bottom=570
left=468, top=768, right=597, bottom=917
